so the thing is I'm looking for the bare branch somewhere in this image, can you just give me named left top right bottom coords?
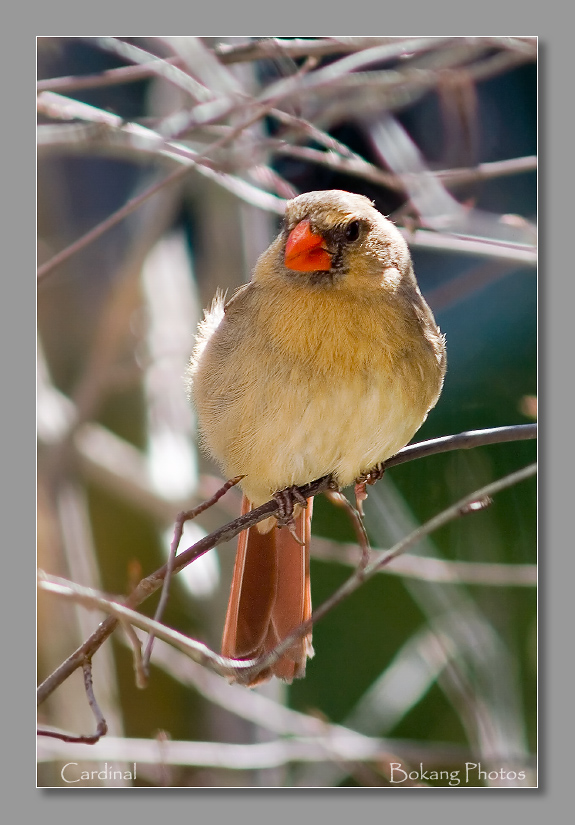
left=37, top=440, right=536, bottom=700
left=399, top=227, right=536, bottom=266
left=142, top=476, right=244, bottom=670
left=37, top=56, right=181, bottom=94
left=310, top=539, right=537, bottom=587
left=37, top=730, right=535, bottom=772
left=38, top=35, right=536, bottom=284
left=118, top=621, right=147, bottom=690
left=325, top=490, right=371, bottom=568
left=37, top=37, right=536, bottom=95
left=37, top=659, right=108, bottom=744
left=37, top=573, right=234, bottom=676
left=37, top=162, right=192, bottom=283
left=90, top=37, right=215, bottom=103
left=384, top=424, right=537, bottom=470
left=436, top=155, right=537, bottom=186
left=214, top=37, right=428, bottom=66
left=243, top=463, right=536, bottom=684
left=37, top=90, right=288, bottom=282
left=37, top=425, right=536, bottom=704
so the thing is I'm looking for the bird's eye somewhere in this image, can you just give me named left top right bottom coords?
left=344, top=220, right=361, bottom=243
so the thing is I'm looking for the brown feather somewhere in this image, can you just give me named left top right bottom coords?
left=221, top=495, right=313, bottom=686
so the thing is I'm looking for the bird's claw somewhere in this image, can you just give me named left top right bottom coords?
left=273, top=486, right=308, bottom=522
left=273, top=486, right=308, bottom=544
left=286, top=519, right=306, bottom=546
left=354, top=464, right=385, bottom=514
left=354, top=481, right=368, bottom=516
left=357, top=463, right=386, bottom=486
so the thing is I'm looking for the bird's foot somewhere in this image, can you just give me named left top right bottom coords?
left=273, top=486, right=309, bottom=545
left=358, top=463, right=386, bottom=486
left=354, top=464, right=385, bottom=515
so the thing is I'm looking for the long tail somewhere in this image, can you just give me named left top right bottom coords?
left=221, top=494, right=313, bottom=686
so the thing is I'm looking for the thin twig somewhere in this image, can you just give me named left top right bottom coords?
left=90, top=37, right=215, bottom=103
left=325, top=490, right=371, bottom=569
left=37, top=425, right=536, bottom=704
left=37, top=572, right=236, bottom=676
left=436, top=155, right=537, bottom=186
left=36, top=730, right=536, bottom=772
left=39, top=460, right=535, bottom=689
left=272, top=143, right=536, bottom=194
left=214, top=37, right=419, bottom=66
left=37, top=56, right=182, bottom=94
left=37, top=658, right=108, bottom=744
left=142, top=476, right=244, bottom=671
left=257, top=39, right=534, bottom=118
left=36, top=39, right=398, bottom=96
left=82, top=658, right=108, bottom=739
left=239, top=462, right=536, bottom=684
left=37, top=162, right=192, bottom=283
left=310, top=539, right=536, bottom=587
left=37, top=83, right=292, bottom=282
left=37, top=37, right=536, bottom=95
left=37, top=34, right=536, bottom=284
left=400, top=227, right=536, bottom=267
left=119, top=619, right=147, bottom=689
left=38, top=453, right=536, bottom=698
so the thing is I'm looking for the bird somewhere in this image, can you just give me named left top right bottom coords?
left=188, top=189, right=446, bottom=686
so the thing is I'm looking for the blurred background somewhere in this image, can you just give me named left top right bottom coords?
left=37, top=37, right=537, bottom=787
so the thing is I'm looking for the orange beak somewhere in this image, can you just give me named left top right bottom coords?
left=284, top=219, right=332, bottom=272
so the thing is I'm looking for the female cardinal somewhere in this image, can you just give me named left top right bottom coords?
left=189, top=190, right=446, bottom=686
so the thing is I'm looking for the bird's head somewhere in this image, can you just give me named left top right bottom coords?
left=255, top=190, right=414, bottom=295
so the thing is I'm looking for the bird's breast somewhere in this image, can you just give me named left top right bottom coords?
left=193, top=282, right=443, bottom=505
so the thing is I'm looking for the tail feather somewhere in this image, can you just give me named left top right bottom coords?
left=221, top=494, right=313, bottom=686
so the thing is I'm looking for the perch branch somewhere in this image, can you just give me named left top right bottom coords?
left=38, top=460, right=535, bottom=690
left=37, top=425, right=536, bottom=703
left=240, top=462, right=536, bottom=684
left=39, top=462, right=533, bottom=686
